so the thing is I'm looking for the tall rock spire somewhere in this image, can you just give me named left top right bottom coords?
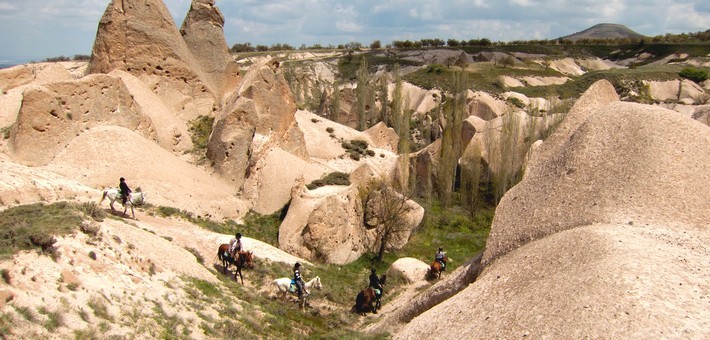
left=180, top=0, right=235, bottom=97
left=88, top=0, right=218, bottom=115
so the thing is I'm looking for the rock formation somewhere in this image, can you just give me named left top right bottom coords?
left=392, top=80, right=710, bottom=338
left=207, top=57, right=307, bottom=190
left=88, top=0, right=217, bottom=118
left=8, top=74, right=156, bottom=166
left=279, top=165, right=424, bottom=264
left=180, top=0, right=237, bottom=97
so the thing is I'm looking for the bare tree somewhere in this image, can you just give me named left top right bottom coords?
left=360, top=180, right=416, bottom=262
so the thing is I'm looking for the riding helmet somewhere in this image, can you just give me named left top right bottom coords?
left=371, top=268, right=376, bottom=273
left=120, top=177, right=125, bottom=181
left=439, top=247, right=443, bottom=251
left=295, top=262, right=301, bottom=267
left=236, top=233, right=242, bottom=238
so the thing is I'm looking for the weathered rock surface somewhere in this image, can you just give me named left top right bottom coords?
left=279, top=171, right=424, bottom=264
left=180, top=0, right=232, bottom=96
left=390, top=257, right=430, bottom=283
left=485, top=81, right=709, bottom=263
left=8, top=74, right=156, bottom=166
left=207, top=58, right=307, bottom=190
left=46, top=125, right=248, bottom=220
left=88, top=0, right=216, bottom=118
left=391, top=80, right=710, bottom=339
left=466, top=90, right=506, bottom=120
left=645, top=79, right=706, bottom=104
left=397, top=223, right=708, bottom=339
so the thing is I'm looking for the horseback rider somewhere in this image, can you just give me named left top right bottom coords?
left=435, top=247, right=447, bottom=271
left=293, top=262, right=309, bottom=297
left=119, top=177, right=132, bottom=205
left=229, top=233, right=242, bottom=259
left=369, top=268, right=384, bottom=299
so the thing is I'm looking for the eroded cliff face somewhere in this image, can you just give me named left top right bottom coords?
left=8, top=74, right=156, bottom=166
left=206, top=58, right=307, bottom=190
left=180, top=0, right=239, bottom=97
left=88, top=0, right=218, bottom=119
left=388, top=80, right=710, bottom=339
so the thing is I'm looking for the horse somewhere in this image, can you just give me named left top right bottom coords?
left=273, top=276, right=323, bottom=308
left=352, top=274, right=387, bottom=315
left=428, top=255, right=449, bottom=280
left=216, top=244, right=254, bottom=284
left=98, top=188, right=145, bottom=219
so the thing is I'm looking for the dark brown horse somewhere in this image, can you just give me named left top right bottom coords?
left=217, top=244, right=254, bottom=284
left=428, top=255, right=449, bottom=279
left=352, top=274, right=386, bottom=315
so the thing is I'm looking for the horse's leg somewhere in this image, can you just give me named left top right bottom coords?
left=130, top=204, right=135, bottom=219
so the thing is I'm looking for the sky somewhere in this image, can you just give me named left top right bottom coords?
left=0, top=0, right=708, bottom=62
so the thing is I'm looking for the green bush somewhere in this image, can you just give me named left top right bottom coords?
left=306, top=172, right=350, bottom=190
left=679, top=67, right=709, bottom=83
left=507, top=97, right=525, bottom=108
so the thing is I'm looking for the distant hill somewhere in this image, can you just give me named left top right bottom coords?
left=560, top=23, right=646, bottom=42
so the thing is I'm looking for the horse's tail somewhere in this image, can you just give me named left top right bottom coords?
left=98, top=190, right=107, bottom=205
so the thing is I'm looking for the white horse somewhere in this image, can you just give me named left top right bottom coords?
left=98, top=188, right=145, bottom=219
left=273, top=276, right=323, bottom=307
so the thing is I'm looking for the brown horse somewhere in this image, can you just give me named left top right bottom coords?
left=216, top=244, right=254, bottom=284
left=428, top=255, right=449, bottom=280
left=352, top=274, right=387, bottom=315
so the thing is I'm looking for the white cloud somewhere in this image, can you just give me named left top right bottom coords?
left=336, top=20, right=363, bottom=33
left=0, top=2, right=17, bottom=11
left=2, top=0, right=710, bottom=59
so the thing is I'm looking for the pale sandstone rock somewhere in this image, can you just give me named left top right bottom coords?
left=547, top=57, right=586, bottom=76
left=279, top=171, right=423, bottom=264
left=396, top=223, right=709, bottom=339
left=484, top=86, right=709, bottom=265
left=109, top=69, right=193, bottom=152
left=207, top=58, right=307, bottom=189
left=362, top=122, right=399, bottom=153
left=390, top=257, right=430, bottom=283
left=497, top=75, right=524, bottom=87
left=46, top=126, right=248, bottom=220
left=8, top=74, right=156, bottom=166
left=644, top=79, right=706, bottom=104
left=88, top=0, right=216, bottom=118
left=180, top=0, right=231, bottom=96
left=466, top=90, right=507, bottom=120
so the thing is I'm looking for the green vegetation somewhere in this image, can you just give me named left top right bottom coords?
left=341, top=139, right=373, bottom=161
left=306, top=171, right=351, bottom=190
left=679, top=67, right=709, bottom=83
left=0, top=202, right=86, bottom=260
left=151, top=205, right=282, bottom=247
left=513, top=65, right=686, bottom=99
left=187, top=115, right=215, bottom=161
left=87, top=296, right=113, bottom=321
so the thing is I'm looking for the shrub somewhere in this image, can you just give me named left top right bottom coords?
left=507, top=97, right=525, bottom=108
left=186, top=247, right=205, bottom=264
left=1, top=269, right=10, bottom=284
left=326, top=127, right=334, bottom=133
left=306, top=172, right=350, bottom=190
left=88, top=296, right=113, bottom=321
left=679, top=67, right=708, bottom=83
left=88, top=251, right=97, bottom=260
left=79, top=202, right=106, bottom=222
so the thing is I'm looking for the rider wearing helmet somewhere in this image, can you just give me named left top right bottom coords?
left=369, top=268, right=383, bottom=298
left=435, top=247, right=447, bottom=271
left=229, top=233, right=242, bottom=259
left=119, top=177, right=132, bottom=205
left=293, top=262, right=308, bottom=297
